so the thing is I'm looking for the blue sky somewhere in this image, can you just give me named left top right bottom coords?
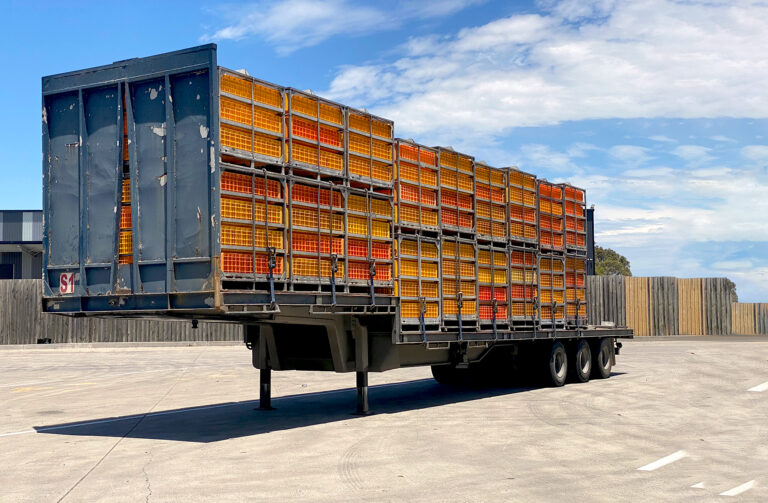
left=2, top=0, right=767, bottom=300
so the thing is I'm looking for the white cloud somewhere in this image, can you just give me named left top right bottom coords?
left=741, top=145, right=768, bottom=163
left=671, top=145, right=714, bottom=165
left=609, top=145, right=651, bottom=166
left=201, top=0, right=481, bottom=54
left=648, top=135, right=677, bottom=143
left=324, top=0, right=768, bottom=137
left=519, top=144, right=578, bottom=173
left=710, top=135, right=737, bottom=143
left=567, top=142, right=600, bottom=158
left=712, top=259, right=754, bottom=270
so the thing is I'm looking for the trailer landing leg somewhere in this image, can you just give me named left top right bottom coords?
left=258, top=366, right=275, bottom=411
left=355, top=371, right=369, bottom=415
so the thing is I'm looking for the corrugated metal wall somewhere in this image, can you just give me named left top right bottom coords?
left=0, top=211, right=42, bottom=242
left=587, top=276, right=752, bottom=336
left=0, top=280, right=242, bottom=345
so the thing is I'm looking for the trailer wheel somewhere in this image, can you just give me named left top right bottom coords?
left=569, top=340, right=591, bottom=383
left=592, top=338, right=613, bottom=379
left=546, top=342, right=568, bottom=387
left=431, top=365, right=468, bottom=386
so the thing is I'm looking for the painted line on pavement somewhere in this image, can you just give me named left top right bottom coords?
left=637, top=450, right=687, bottom=471
left=720, top=480, right=755, bottom=497
left=747, top=381, right=768, bottom=392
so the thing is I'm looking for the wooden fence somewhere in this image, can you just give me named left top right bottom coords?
left=587, top=276, right=766, bottom=335
left=731, top=303, right=768, bottom=335
left=1, top=278, right=765, bottom=344
left=0, top=280, right=242, bottom=345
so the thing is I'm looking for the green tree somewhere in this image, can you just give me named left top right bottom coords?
left=724, top=278, right=739, bottom=303
left=595, top=246, right=632, bottom=276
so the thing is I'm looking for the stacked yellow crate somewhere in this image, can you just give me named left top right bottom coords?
left=562, top=184, right=587, bottom=251
left=347, top=108, right=395, bottom=187
left=285, top=89, right=345, bottom=176
left=119, top=178, right=133, bottom=264
left=288, top=180, right=344, bottom=283
left=475, top=163, right=506, bottom=242
left=539, top=256, right=566, bottom=323
left=394, top=140, right=440, bottom=231
left=440, top=237, right=478, bottom=325
left=219, top=71, right=284, bottom=164
left=509, top=247, right=538, bottom=324
left=507, top=167, right=537, bottom=244
left=538, top=181, right=565, bottom=251
left=220, top=170, right=286, bottom=278
left=565, top=256, right=587, bottom=323
left=347, top=189, right=394, bottom=288
left=396, top=236, right=441, bottom=328
left=438, top=148, right=474, bottom=233
left=478, top=247, right=509, bottom=327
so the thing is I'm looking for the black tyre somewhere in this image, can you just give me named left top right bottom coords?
left=545, top=342, right=568, bottom=387
left=569, top=339, right=592, bottom=383
left=592, top=338, right=613, bottom=379
left=431, top=365, right=468, bottom=386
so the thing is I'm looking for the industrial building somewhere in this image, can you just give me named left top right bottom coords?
left=0, top=210, right=42, bottom=279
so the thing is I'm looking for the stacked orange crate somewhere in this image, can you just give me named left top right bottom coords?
left=565, top=256, right=587, bottom=324
left=539, top=255, right=566, bottom=325
left=440, top=237, right=478, bottom=327
left=119, top=178, right=133, bottom=265
left=396, top=236, right=441, bottom=330
left=219, top=70, right=284, bottom=165
left=478, top=246, right=509, bottom=328
left=437, top=148, right=474, bottom=234
left=287, top=180, right=345, bottom=285
left=347, top=108, right=395, bottom=188
left=507, top=167, right=537, bottom=244
left=220, top=169, right=287, bottom=280
left=509, top=247, right=538, bottom=326
left=119, top=96, right=132, bottom=265
left=562, top=183, right=588, bottom=325
left=285, top=89, right=345, bottom=178
left=562, top=184, right=587, bottom=251
left=538, top=181, right=565, bottom=252
left=394, top=140, right=440, bottom=232
left=346, top=188, right=394, bottom=291
left=475, top=163, right=506, bottom=243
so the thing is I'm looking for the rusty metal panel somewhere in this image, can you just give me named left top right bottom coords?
left=43, top=45, right=217, bottom=310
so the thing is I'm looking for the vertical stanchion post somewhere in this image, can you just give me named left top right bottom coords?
left=457, top=291, right=464, bottom=341
left=419, top=296, right=427, bottom=343
left=267, top=246, right=276, bottom=307
left=330, top=253, right=338, bottom=307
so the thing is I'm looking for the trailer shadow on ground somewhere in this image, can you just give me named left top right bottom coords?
left=32, top=378, right=560, bottom=443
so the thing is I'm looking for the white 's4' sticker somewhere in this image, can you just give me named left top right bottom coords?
left=60, top=273, right=75, bottom=294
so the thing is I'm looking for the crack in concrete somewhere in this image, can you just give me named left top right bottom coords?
left=142, top=450, right=153, bottom=503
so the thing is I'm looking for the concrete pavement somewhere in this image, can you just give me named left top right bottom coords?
left=1, top=337, right=766, bottom=501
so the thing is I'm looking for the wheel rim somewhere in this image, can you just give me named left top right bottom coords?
left=599, top=345, right=610, bottom=369
left=579, top=348, right=591, bottom=375
left=554, top=350, right=566, bottom=378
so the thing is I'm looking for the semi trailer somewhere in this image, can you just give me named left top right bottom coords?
left=41, top=45, right=632, bottom=413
